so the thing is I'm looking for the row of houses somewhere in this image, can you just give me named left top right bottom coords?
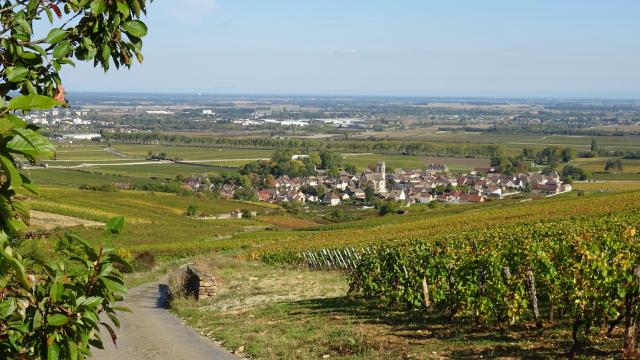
left=181, top=161, right=571, bottom=207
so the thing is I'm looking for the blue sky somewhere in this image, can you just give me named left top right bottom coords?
left=62, top=0, right=640, bottom=98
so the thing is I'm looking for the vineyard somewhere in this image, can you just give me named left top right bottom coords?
left=340, top=208, right=640, bottom=356
left=249, top=191, right=640, bottom=261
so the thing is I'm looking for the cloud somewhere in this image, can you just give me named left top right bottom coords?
left=160, top=0, right=218, bottom=24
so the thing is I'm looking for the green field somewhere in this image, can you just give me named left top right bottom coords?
left=28, top=187, right=277, bottom=258
left=570, top=157, right=640, bottom=180
left=343, top=153, right=488, bottom=171
left=356, top=129, right=640, bottom=155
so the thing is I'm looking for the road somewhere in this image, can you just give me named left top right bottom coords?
left=91, top=278, right=237, bottom=360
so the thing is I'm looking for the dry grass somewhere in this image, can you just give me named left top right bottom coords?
left=29, top=210, right=104, bottom=230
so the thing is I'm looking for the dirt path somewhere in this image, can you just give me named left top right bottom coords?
left=30, top=210, right=104, bottom=230
left=91, top=277, right=237, bottom=360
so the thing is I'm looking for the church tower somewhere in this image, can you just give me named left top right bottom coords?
left=376, top=161, right=386, bottom=176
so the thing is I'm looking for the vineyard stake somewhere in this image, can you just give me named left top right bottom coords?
left=623, top=265, right=640, bottom=357
left=446, top=265, right=458, bottom=320
left=526, top=268, right=543, bottom=334
left=422, top=277, right=432, bottom=311
left=502, top=266, right=515, bottom=326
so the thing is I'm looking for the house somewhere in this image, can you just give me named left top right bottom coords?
left=258, top=189, right=276, bottom=203
left=351, top=188, right=366, bottom=201
left=460, top=194, right=485, bottom=203
left=231, top=209, right=243, bottom=219
left=487, top=184, right=502, bottom=197
left=531, top=182, right=561, bottom=195
left=323, top=192, right=341, bottom=206
left=389, top=189, right=406, bottom=202
left=291, top=191, right=306, bottom=203
left=417, top=191, right=434, bottom=204
left=426, top=164, right=448, bottom=174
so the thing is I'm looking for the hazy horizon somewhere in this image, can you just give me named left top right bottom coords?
left=61, top=0, right=640, bottom=98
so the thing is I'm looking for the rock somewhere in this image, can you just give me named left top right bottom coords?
left=322, top=355, right=330, bottom=359
left=234, top=346, right=245, bottom=355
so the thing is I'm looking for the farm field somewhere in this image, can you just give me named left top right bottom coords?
left=342, top=153, right=488, bottom=171
left=50, top=143, right=272, bottom=162
left=570, top=157, right=640, bottom=181
left=572, top=181, right=640, bottom=192
left=355, top=129, right=640, bottom=154
left=26, top=187, right=278, bottom=258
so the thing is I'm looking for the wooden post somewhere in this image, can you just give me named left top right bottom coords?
left=422, top=277, right=432, bottom=311
left=447, top=265, right=458, bottom=319
left=502, top=266, right=515, bottom=326
left=526, top=268, right=543, bottom=334
left=623, top=266, right=640, bottom=357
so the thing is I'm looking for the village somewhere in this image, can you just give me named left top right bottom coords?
left=182, top=159, right=573, bottom=208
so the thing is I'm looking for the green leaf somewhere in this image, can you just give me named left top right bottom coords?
left=90, top=0, right=106, bottom=15
left=48, top=342, right=60, bottom=360
left=105, top=216, right=125, bottom=234
left=81, top=296, right=103, bottom=308
left=67, top=340, right=78, bottom=360
left=6, top=66, right=28, bottom=82
left=0, top=242, right=30, bottom=288
left=122, top=20, right=148, bottom=38
left=46, top=28, right=67, bottom=45
left=47, top=313, right=68, bottom=326
left=0, top=114, right=26, bottom=134
left=100, top=277, right=127, bottom=294
left=117, top=2, right=130, bottom=17
left=50, top=280, right=63, bottom=302
left=0, top=299, right=16, bottom=319
left=52, top=40, right=72, bottom=59
left=7, top=128, right=56, bottom=160
left=8, top=95, right=61, bottom=110
left=0, top=155, right=22, bottom=189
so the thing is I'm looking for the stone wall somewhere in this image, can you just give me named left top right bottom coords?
left=184, top=265, right=217, bottom=300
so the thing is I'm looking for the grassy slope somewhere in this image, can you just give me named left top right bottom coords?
left=28, top=187, right=276, bottom=258
left=171, top=256, right=623, bottom=360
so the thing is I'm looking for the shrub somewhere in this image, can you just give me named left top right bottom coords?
left=133, top=251, right=156, bottom=272
left=186, top=204, right=198, bottom=217
left=0, top=219, right=130, bottom=359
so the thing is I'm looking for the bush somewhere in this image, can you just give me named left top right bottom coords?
left=0, top=219, right=129, bottom=359
left=186, top=204, right=198, bottom=217
left=133, top=251, right=156, bottom=271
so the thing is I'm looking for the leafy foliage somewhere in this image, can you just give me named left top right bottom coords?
left=0, top=0, right=150, bottom=358
left=0, top=220, right=129, bottom=359
left=347, top=209, right=640, bottom=355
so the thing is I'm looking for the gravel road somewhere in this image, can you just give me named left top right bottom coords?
left=91, top=277, right=237, bottom=360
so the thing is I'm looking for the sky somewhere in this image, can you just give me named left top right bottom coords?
left=60, top=0, right=640, bottom=98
